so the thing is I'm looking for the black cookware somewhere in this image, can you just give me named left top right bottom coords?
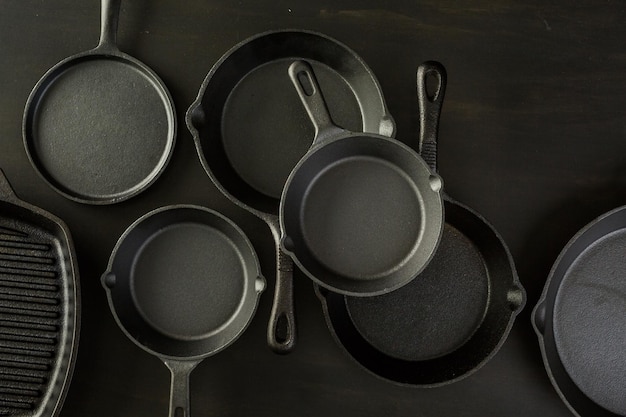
left=534, top=207, right=626, bottom=416
left=317, top=61, right=525, bottom=386
left=280, top=60, right=444, bottom=297
left=102, top=206, right=265, bottom=417
left=23, top=0, right=176, bottom=204
left=186, top=30, right=395, bottom=353
left=0, top=169, right=79, bottom=416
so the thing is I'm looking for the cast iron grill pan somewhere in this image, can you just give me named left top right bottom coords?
left=0, top=170, right=79, bottom=417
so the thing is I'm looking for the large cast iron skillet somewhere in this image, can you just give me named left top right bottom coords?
left=0, top=169, right=80, bottom=416
left=281, top=60, right=444, bottom=297
left=103, top=206, right=265, bottom=417
left=534, top=207, right=626, bottom=416
left=186, top=30, right=395, bottom=353
left=23, top=0, right=176, bottom=204
left=317, top=61, right=525, bottom=386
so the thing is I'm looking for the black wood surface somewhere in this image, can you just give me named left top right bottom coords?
left=2, top=1, right=625, bottom=416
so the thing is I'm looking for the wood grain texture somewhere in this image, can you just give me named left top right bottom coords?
left=1, top=0, right=625, bottom=416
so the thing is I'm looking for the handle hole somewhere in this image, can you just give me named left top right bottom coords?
left=174, top=407, right=185, bottom=417
left=275, top=313, right=289, bottom=343
left=425, top=71, right=441, bottom=102
left=297, top=71, right=315, bottom=96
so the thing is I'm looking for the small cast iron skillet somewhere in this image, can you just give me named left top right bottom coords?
left=317, top=61, right=525, bottom=386
left=186, top=29, right=395, bottom=353
left=23, top=0, right=176, bottom=204
left=102, top=206, right=265, bottom=417
left=534, top=207, right=626, bottom=416
left=280, top=60, right=444, bottom=297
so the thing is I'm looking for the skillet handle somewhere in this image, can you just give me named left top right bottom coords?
left=266, top=217, right=297, bottom=354
left=288, top=60, right=346, bottom=147
left=417, top=61, right=447, bottom=172
left=163, top=359, right=198, bottom=417
left=98, top=0, right=121, bottom=50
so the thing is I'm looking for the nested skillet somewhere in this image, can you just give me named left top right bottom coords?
left=317, top=61, right=525, bottom=386
left=280, top=60, right=444, bottom=297
left=186, top=29, right=396, bottom=353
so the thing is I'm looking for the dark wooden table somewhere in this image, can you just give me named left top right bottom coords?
left=2, top=1, right=625, bottom=416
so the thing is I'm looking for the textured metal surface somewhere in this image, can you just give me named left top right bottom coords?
left=534, top=207, right=626, bottom=417
left=6, top=1, right=626, bottom=416
left=317, top=61, right=525, bottom=386
left=103, top=205, right=264, bottom=417
left=280, top=60, right=443, bottom=296
left=186, top=29, right=396, bottom=353
left=22, top=0, right=176, bottom=204
left=0, top=170, right=79, bottom=417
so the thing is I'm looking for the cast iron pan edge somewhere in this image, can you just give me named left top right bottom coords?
left=533, top=206, right=626, bottom=417
left=0, top=169, right=80, bottom=417
left=313, top=61, right=525, bottom=386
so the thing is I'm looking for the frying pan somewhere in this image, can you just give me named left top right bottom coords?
left=186, top=29, right=396, bottom=353
left=23, top=0, right=176, bottom=204
left=102, top=206, right=265, bottom=417
left=533, top=207, right=626, bottom=416
left=280, top=60, right=444, bottom=297
left=316, top=61, right=526, bottom=386
left=0, top=169, right=79, bottom=416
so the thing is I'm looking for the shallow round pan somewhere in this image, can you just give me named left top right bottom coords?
left=534, top=206, right=626, bottom=417
left=23, top=0, right=176, bottom=204
left=103, top=205, right=264, bottom=417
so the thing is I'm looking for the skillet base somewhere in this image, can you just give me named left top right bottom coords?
left=302, top=155, right=424, bottom=279
left=223, top=58, right=361, bottom=199
left=552, top=228, right=626, bottom=415
left=25, top=55, right=174, bottom=202
left=347, top=223, right=488, bottom=360
left=319, top=200, right=523, bottom=386
left=132, top=223, right=245, bottom=341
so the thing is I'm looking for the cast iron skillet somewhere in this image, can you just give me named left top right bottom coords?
left=23, top=0, right=176, bottom=204
left=534, top=207, right=626, bottom=416
left=0, top=169, right=79, bottom=416
left=102, top=206, right=265, bottom=417
left=317, top=61, right=525, bottom=386
left=280, top=60, right=444, bottom=297
left=186, top=29, right=396, bottom=353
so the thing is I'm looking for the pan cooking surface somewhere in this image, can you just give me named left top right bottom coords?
left=553, top=228, right=626, bottom=415
left=347, top=224, right=489, bottom=360
left=301, top=156, right=422, bottom=279
left=222, top=59, right=362, bottom=199
left=27, top=57, right=173, bottom=200
left=131, top=223, right=245, bottom=341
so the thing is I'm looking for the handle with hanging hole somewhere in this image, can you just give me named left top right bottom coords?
left=417, top=61, right=447, bottom=172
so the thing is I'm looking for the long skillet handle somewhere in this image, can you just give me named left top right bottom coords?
left=267, top=217, right=296, bottom=354
left=417, top=61, right=447, bottom=172
left=97, top=0, right=121, bottom=50
left=163, top=360, right=198, bottom=417
left=288, top=60, right=347, bottom=146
